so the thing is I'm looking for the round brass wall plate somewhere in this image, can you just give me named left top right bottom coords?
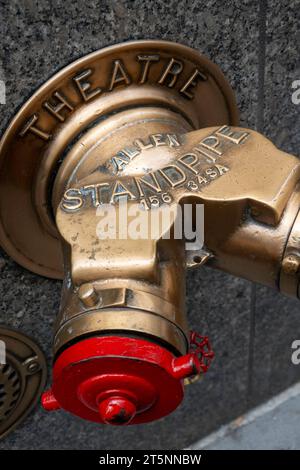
left=0, top=327, right=47, bottom=440
left=0, top=40, right=239, bottom=279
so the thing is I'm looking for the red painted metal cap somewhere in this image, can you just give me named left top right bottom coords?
left=41, top=335, right=206, bottom=425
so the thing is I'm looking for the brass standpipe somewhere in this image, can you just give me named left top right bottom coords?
left=0, top=41, right=299, bottom=425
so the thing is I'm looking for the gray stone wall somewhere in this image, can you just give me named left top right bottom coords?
left=0, top=0, right=299, bottom=450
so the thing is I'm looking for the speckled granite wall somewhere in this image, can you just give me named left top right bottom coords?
left=0, top=0, right=299, bottom=450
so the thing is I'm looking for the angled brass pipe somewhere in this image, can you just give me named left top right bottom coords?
left=0, top=41, right=299, bottom=425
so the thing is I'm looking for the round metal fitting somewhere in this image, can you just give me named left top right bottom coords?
left=0, top=327, right=47, bottom=439
left=280, top=201, right=300, bottom=298
left=0, top=40, right=238, bottom=279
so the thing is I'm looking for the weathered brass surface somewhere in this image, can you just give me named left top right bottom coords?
left=0, top=327, right=47, bottom=439
left=1, top=40, right=300, bottom=368
left=0, top=40, right=238, bottom=279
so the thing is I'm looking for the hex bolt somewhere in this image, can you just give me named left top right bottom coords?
left=78, top=283, right=99, bottom=307
left=27, top=361, right=40, bottom=374
left=282, top=255, right=300, bottom=275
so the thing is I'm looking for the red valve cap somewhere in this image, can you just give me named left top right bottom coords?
left=41, top=336, right=205, bottom=425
